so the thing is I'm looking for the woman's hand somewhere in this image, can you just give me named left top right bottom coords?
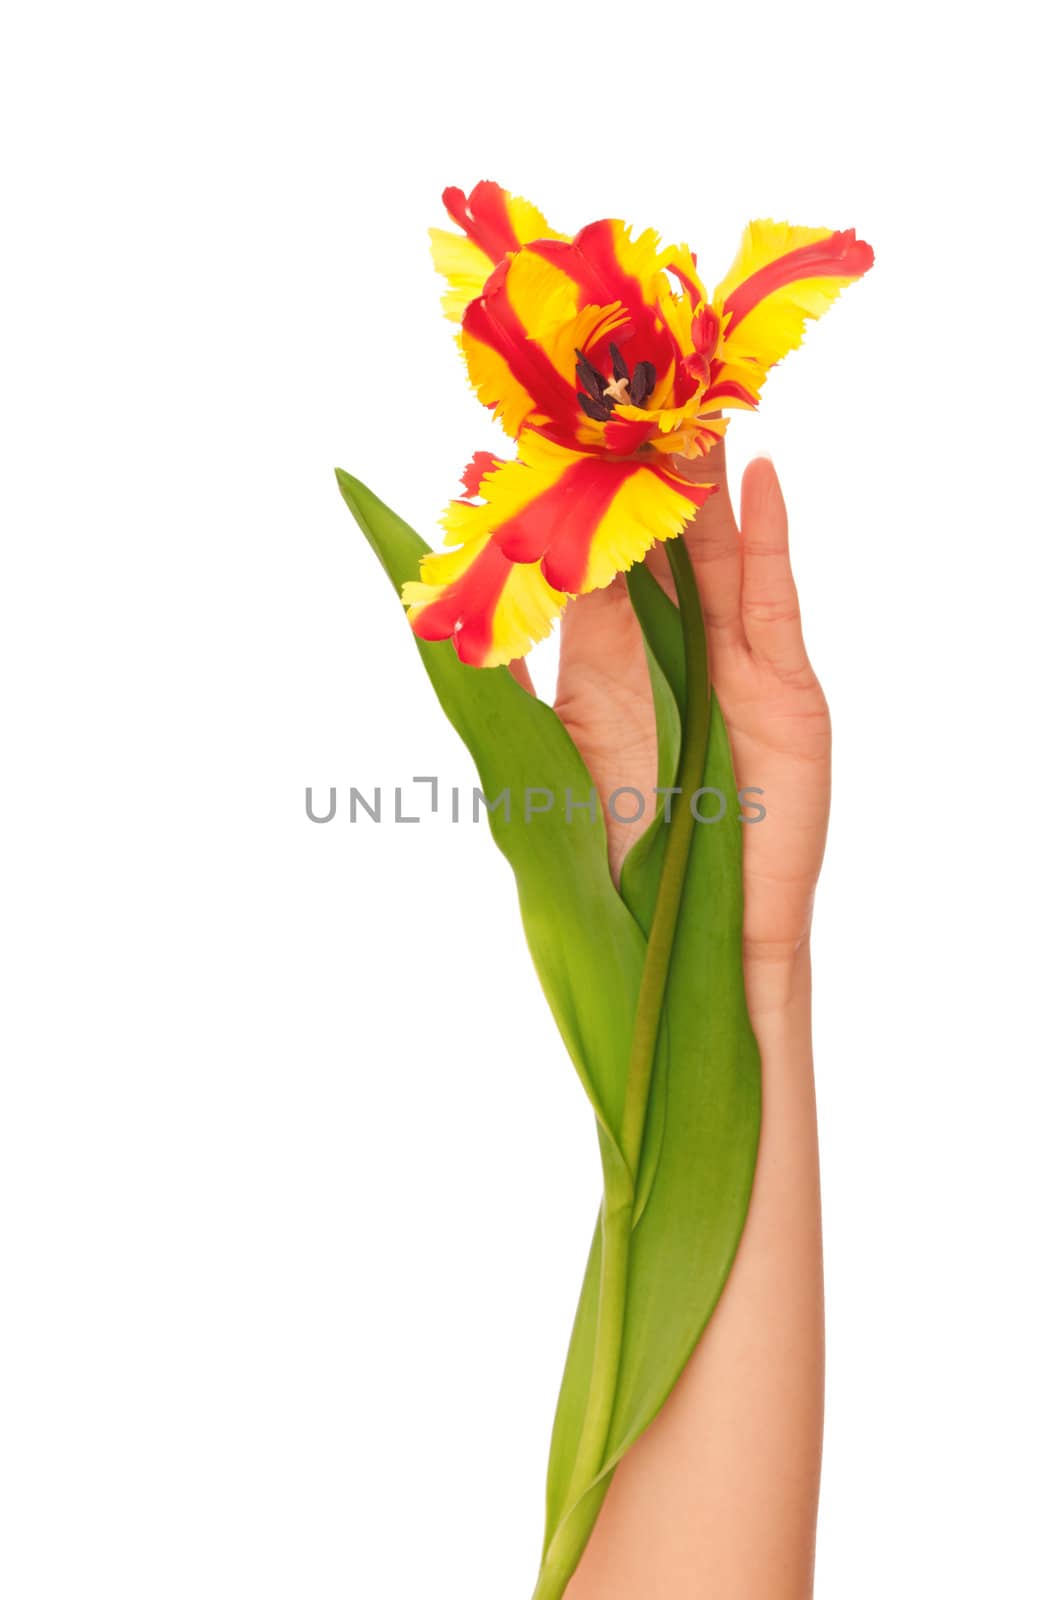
left=533, top=441, right=830, bottom=1599
left=549, top=442, right=831, bottom=997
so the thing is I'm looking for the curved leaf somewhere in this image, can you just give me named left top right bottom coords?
left=336, top=470, right=646, bottom=1150
left=618, top=564, right=684, bottom=933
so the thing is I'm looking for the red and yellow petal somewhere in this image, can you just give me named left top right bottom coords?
left=601, top=391, right=724, bottom=460
left=663, top=242, right=708, bottom=310
left=712, top=219, right=874, bottom=395
left=649, top=414, right=729, bottom=458
left=602, top=412, right=659, bottom=454
left=438, top=441, right=572, bottom=553
left=459, top=323, right=543, bottom=437
left=460, top=248, right=626, bottom=439
left=656, top=244, right=712, bottom=367
left=430, top=181, right=567, bottom=323
left=443, top=181, right=563, bottom=263
left=459, top=451, right=501, bottom=498
left=402, top=522, right=567, bottom=668
left=555, top=447, right=716, bottom=594
left=529, top=221, right=688, bottom=402
left=407, top=437, right=716, bottom=666
left=429, top=230, right=495, bottom=324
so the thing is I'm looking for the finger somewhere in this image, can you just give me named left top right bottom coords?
left=508, top=658, right=535, bottom=695
left=555, top=577, right=657, bottom=886
left=557, top=574, right=646, bottom=689
left=739, top=456, right=811, bottom=681
left=655, top=439, right=745, bottom=653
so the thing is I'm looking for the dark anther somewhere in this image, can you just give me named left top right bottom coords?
left=608, top=341, right=630, bottom=383
left=630, top=361, right=656, bottom=406
left=578, top=392, right=614, bottom=423
left=574, top=347, right=608, bottom=400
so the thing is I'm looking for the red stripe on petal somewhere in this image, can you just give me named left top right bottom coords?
left=537, top=458, right=715, bottom=591
left=409, top=538, right=511, bottom=666
left=668, top=260, right=704, bottom=308
left=464, top=270, right=585, bottom=432
left=603, top=414, right=658, bottom=453
left=442, top=182, right=521, bottom=264
left=723, top=231, right=875, bottom=332
left=460, top=451, right=500, bottom=498
left=682, top=352, right=712, bottom=386
left=489, top=457, right=633, bottom=573
left=531, top=224, right=682, bottom=387
left=691, top=304, right=720, bottom=355
left=660, top=467, right=716, bottom=509
left=703, top=378, right=759, bottom=407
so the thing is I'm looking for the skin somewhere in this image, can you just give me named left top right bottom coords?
left=517, top=443, right=829, bottom=1598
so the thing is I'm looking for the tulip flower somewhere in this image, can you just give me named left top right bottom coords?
left=402, top=181, right=873, bottom=666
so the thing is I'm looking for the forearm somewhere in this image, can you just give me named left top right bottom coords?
left=567, top=941, right=824, bottom=1599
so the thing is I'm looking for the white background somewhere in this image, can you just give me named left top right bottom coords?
left=2, top=2, right=1060, bottom=1595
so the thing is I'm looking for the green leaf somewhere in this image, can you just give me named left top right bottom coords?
left=335, top=471, right=647, bottom=1153
left=606, top=698, right=761, bottom=1457
left=627, top=561, right=686, bottom=709
left=617, top=564, right=683, bottom=935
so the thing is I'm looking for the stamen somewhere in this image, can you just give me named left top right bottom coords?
left=578, top=392, right=614, bottom=423
left=630, top=361, right=656, bottom=406
left=574, top=347, right=608, bottom=400
left=573, top=343, right=652, bottom=422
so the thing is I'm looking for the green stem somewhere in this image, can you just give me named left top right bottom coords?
left=534, top=537, right=711, bottom=1599
left=549, top=1160, right=632, bottom=1546
left=620, top=537, right=711, bottom=1170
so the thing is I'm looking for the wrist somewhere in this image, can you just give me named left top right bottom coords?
left=743, top=935, right=813, bottom=1021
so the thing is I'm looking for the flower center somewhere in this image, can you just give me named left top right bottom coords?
left=575, top=342, right=656, bottom=423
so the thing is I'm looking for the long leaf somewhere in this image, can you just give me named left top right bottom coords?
left=336, top=470, right=646, bottom=1151
left=617, top=563, right=685, bottom=934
